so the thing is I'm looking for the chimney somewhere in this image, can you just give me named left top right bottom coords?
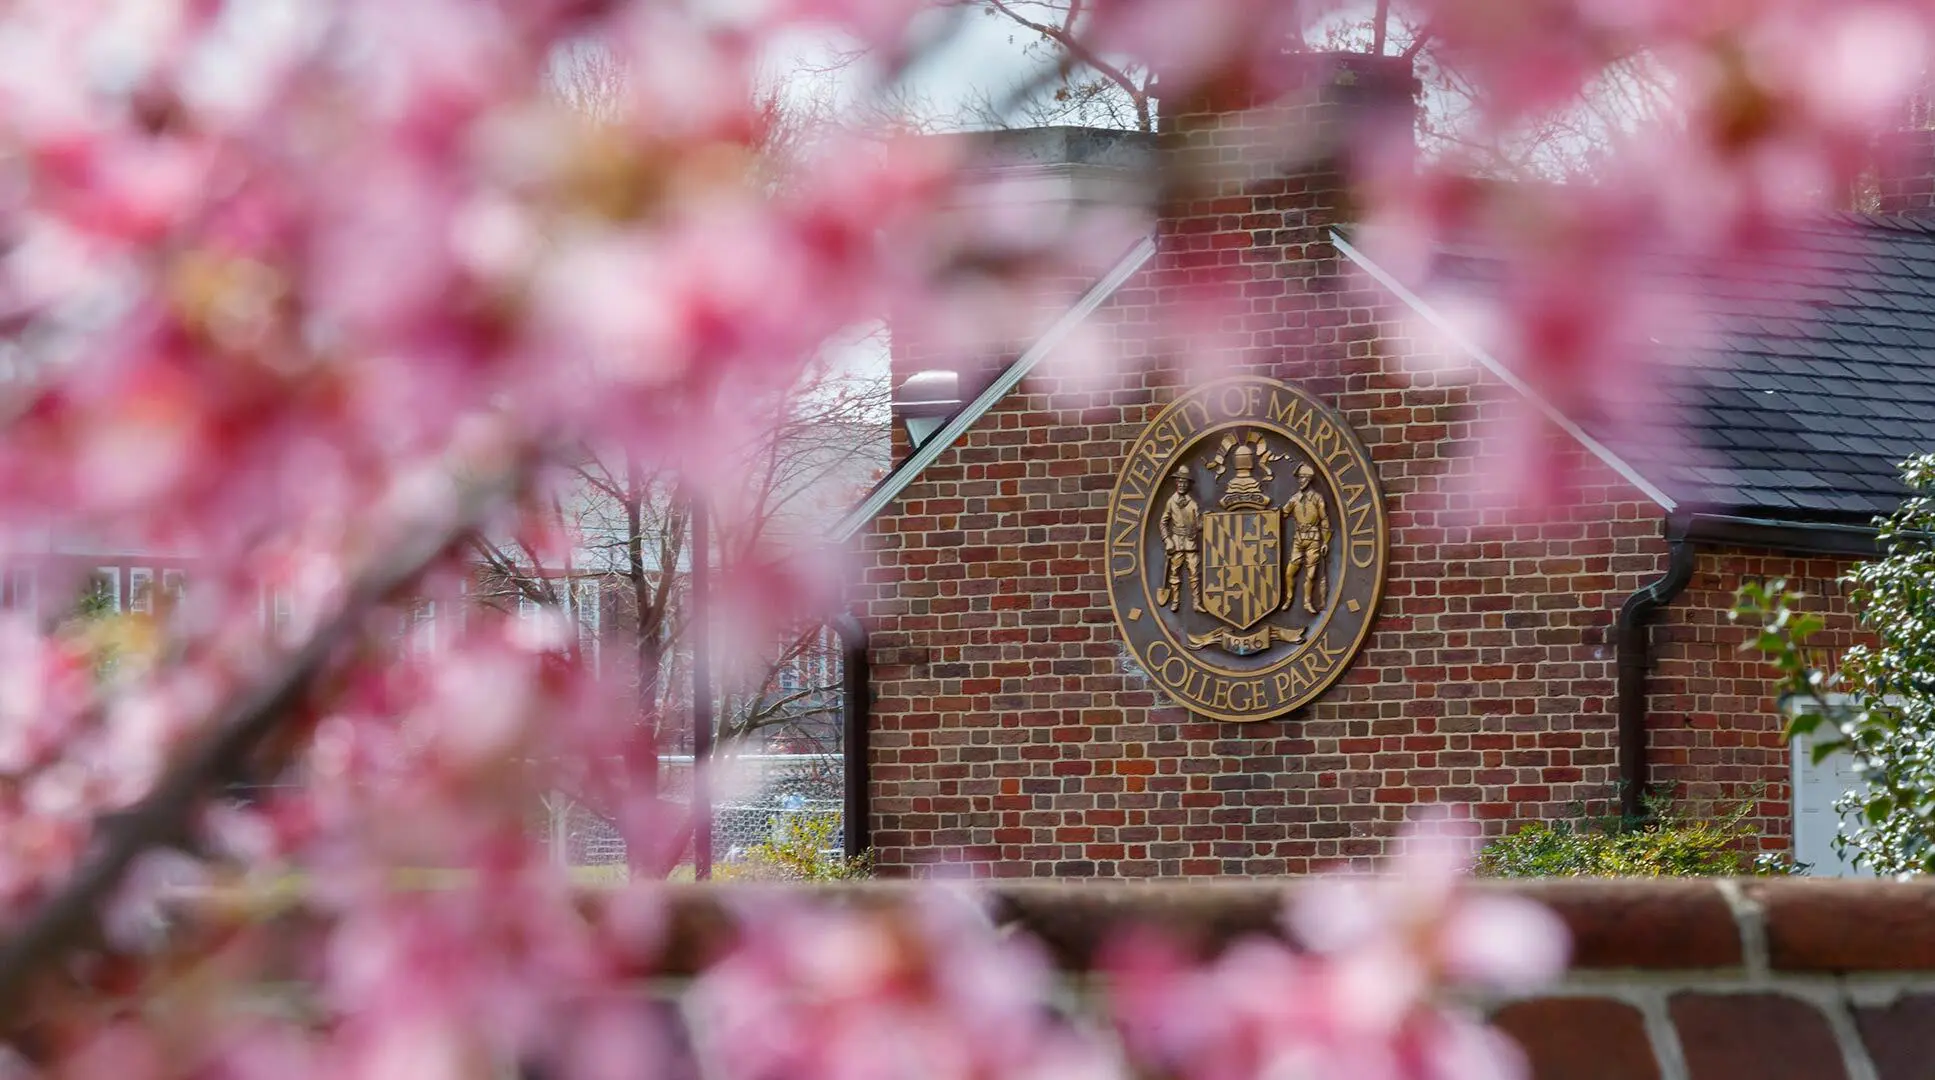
left=1156, top=51, right=1421, bottom=191
left=1154, top=51, right=1419, bottom=387
left=1875, top=127, right=1935, bottom=215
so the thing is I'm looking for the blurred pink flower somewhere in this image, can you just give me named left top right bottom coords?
left=1109, top=821, right=1566, bottom=1080
left=0, top=0, right=1916, bottom=1074
left=692, top=892, right=1122, bottom=1080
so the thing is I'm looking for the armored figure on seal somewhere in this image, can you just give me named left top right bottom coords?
left=1280, top=461, right=1330, bottom=614
left=1155, top=472, right=1202, bottom=611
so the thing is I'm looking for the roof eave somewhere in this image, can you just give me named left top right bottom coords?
left=1331, top=229, right=1680, bottom=514
left=1671, top=510, right=1881, bottom=558
left=829, top=234, right=1159, bottom=545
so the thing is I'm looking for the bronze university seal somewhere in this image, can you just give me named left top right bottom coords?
left=1107, top=377, right=1388, bottom=722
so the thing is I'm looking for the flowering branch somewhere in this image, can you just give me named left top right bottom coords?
left=0, top=467, right=518, bottom=1027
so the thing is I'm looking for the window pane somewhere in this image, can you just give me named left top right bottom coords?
left=86, top=568, right=121, bottom=615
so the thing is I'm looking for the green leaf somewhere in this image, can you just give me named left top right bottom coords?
left=1811, top=738, right=1850, bottom=765
left=1784, top=711, right=1824, bottom=740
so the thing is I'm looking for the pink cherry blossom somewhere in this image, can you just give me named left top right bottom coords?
left=0, top=0, right=1921, bottom=1073
left=1109, top=824, right=1565, bottom=1080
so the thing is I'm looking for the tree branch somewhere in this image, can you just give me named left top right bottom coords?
left=982, top=0, right=1151, bottom=130
left=0, top=470, right=516, bottom=1024
left=1400, top=26, right=1434, bottom=61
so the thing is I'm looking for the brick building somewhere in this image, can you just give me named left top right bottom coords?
left=837, top=52, right=1935, bottom=879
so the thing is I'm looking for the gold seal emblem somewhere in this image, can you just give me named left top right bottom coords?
left=1107, top=377, right=1388, bottom=722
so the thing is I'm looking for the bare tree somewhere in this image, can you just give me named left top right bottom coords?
left=552, top=40, right=629, bottom=123
left=470, top=365, right=888, bottom=756
left=484, top=39, right=891, bottom=745
left=955, top=0, right=1155, bottom=132
left=710, top=362, right=891, bottom=751
left=458, top=44, right=893, bottom=875
left=1316, top=10, right=1677, bottom=179
left=958, top=0, right=1677, bottom=177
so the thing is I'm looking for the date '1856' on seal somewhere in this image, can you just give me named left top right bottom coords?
left=1106, top=377, right=1389, bottom=722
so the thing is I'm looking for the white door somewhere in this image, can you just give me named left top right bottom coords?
left=1791, top=732, right=1876, bottom=878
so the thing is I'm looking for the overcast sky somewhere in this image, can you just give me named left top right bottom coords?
left=768, top=12, right=1083, bottom=395
left=765, top=8, right=1070, bottom=132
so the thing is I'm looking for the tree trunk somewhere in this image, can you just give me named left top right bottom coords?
left=623, top=454, right=660, bottom=876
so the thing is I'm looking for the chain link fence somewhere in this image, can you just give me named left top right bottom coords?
left=535, top=753, right=845, bottom=873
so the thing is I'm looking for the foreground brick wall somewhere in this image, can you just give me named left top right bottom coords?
left=1486, top=879, right=1932, bottom=1080
left=651, top=880, right=1935, bottom=1080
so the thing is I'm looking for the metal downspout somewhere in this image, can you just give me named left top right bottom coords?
left=1614, top=532, right=1697, bottom=822
left=832, top=613, right=871, bottom=857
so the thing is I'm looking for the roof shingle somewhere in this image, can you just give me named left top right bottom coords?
left=1424, top=215, right=1935, bottom=522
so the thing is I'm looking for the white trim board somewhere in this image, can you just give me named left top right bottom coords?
left=830, top=234, right=1158, bottom=544
left=1330, top=230, right=1678, bottom=512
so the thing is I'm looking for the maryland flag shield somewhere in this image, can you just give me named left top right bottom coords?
left=1199, top=509, right=1282, bottom=632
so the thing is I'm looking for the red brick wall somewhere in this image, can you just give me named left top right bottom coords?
left=1650, top=549, right=1864, bottom=852
left=858, top=271, right=1704, bottom=877
left=857, top=54, right=1868, bottom=876
left=1876, top=126, right=1935, bottom=215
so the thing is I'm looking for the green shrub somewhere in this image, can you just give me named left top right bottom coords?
left=1476, top=794, right=1804, bottom=878
left=1732, top=456, right=1935, bottom=875
left=715, top=812, right=872, bottom=882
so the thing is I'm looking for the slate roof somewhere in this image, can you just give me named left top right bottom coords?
left=1423, top=214, right=1935, bottom=524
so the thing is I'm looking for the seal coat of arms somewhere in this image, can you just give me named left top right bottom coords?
left=1107, top=377, right=1388, bottom=722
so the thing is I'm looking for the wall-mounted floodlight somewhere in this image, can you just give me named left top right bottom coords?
left=895, top=369, right=961, bottom=448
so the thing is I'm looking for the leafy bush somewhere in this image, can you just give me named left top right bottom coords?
left=715, top=812, right=872, bottom=882
left=1476, top=794, right=1803, bottom=878
left=1733, top=454, right=1935, bottom=876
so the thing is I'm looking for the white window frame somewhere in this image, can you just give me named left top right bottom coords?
left=7, top=568, right=34, bottom=617
left=573, top=579, right=601, bottom=671
left=128, top=567, right=154, bottom=614
left=409, top=598, right=437, bottom=656
left=91, top=567, right=121, bottom=613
